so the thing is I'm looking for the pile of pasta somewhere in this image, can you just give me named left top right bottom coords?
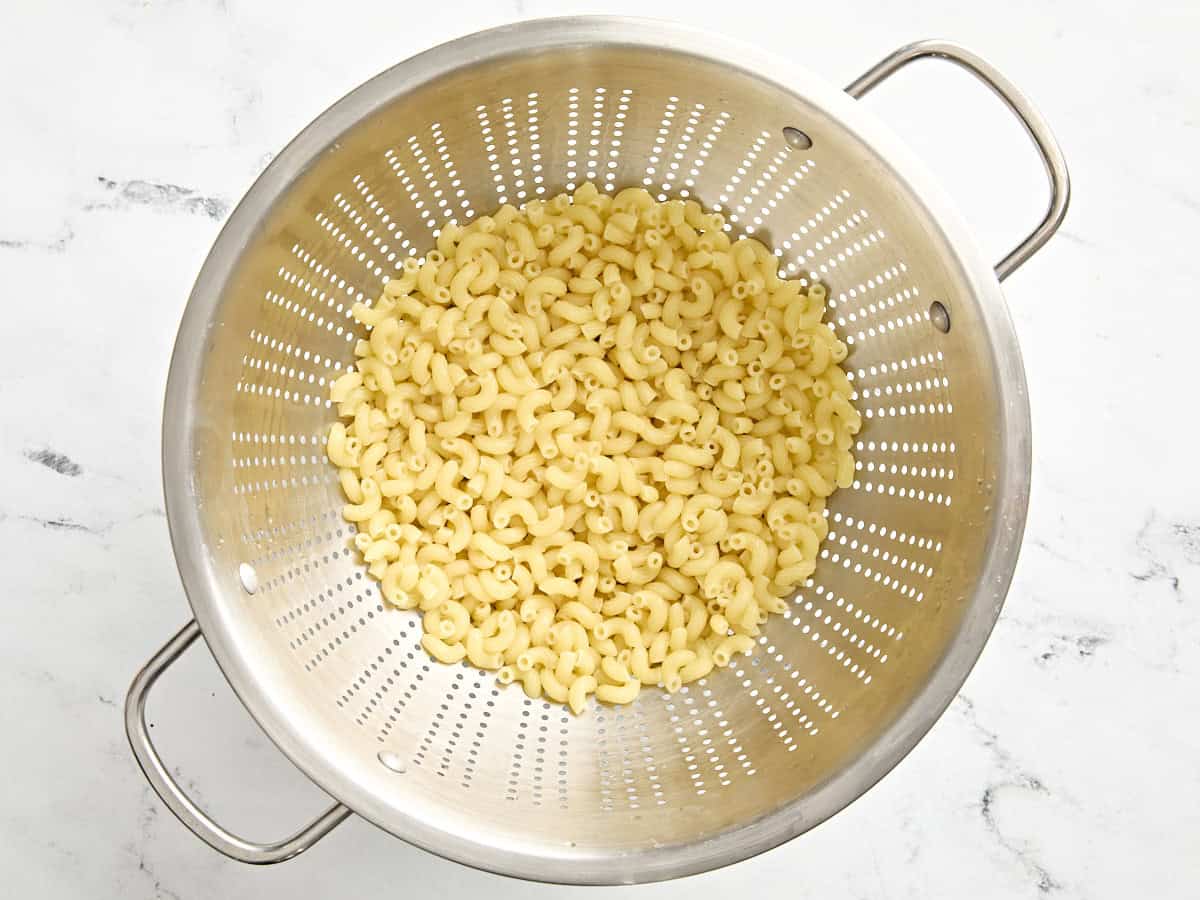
left=326, top=182, right=860, bottom=714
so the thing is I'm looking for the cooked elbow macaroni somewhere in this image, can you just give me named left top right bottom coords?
left=328, top=182, right=860, bottom=714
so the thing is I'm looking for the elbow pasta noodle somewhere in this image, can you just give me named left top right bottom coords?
left=327, top=183, right=860, bottom=714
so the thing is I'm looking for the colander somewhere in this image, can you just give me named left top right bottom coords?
left=124, top=18, right=1069, bottom=884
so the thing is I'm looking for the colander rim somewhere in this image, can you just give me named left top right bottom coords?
left=160, top=15, right=1031, bottom=884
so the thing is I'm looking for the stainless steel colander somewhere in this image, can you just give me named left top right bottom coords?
left=125, top=18, right=1068, bottom=884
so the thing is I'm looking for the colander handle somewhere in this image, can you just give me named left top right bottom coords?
left=125, top=619, right=352, bottom=864
left=846, top=40, right=1070, bottom=281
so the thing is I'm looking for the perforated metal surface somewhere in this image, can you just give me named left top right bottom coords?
left=162, top=19, right=1033, bottom=883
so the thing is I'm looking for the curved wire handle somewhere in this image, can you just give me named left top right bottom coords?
left=125, top=620, right=351, bottom=864
left=846, top=40, right=1070, bottom=281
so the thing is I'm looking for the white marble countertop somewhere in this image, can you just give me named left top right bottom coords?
left=2, top=1, right=1198, bottom=897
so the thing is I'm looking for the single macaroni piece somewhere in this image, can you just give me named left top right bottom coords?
left=327, top=183, right=860, bottom=714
